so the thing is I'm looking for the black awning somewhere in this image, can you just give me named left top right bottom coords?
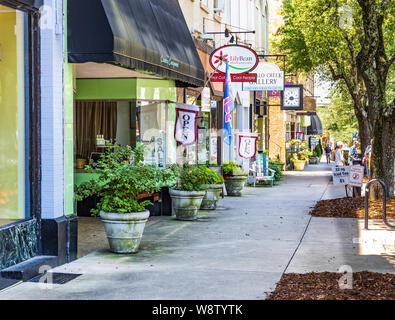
left=0, top=0, right=42, bottom=10
left=68, top=0, right=205, bottom=87
left=307, top=115, right=323, bottom=135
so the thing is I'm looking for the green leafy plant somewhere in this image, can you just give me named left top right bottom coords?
left=221, top=161, right=248, bottom=177
left=269, top=159, right=283, bottom=182
left=173, top=165, right=207, bottom=192
left=199, top=167, right=224, bottom=185
left=75, top=144, right=178, bottom=216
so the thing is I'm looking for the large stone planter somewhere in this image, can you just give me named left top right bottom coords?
left=99, top=210, right=150, bottom=254
left=224, top=175, right=247, bottom=196
left=200, top=184, right=223, bottom=210
left=293, top=159, right=306, bottom=171
left=169, top=188, right=206, bottom=221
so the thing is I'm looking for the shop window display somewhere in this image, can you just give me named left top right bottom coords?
left=0, top=6, right=28, bottom=225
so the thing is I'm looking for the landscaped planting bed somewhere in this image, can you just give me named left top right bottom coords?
left=266, top=272, right=395, bottom=300
left=309, top=197, right=395, bottom=219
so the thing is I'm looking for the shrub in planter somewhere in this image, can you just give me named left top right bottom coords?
left=169, top=165, right=207, bottom=220
left=221, top=161, right=248, bottom=196
left=75, top=144, right=177, bottom=253
left=199, top=167, right=225, bottom=210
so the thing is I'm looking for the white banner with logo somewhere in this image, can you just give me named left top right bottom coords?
left=174, top=103, right=200, bottom=146
left=238, top=134, right=258, bottom=159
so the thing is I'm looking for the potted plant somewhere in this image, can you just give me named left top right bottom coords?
left=291, top=148, right=312, bottom=171
left=75, top=144, right=177, bottom=253
left=199, top=167, right=225, bottom=210
left=222, top=161, right=248, bottom=196
left=169, top=165, right=207, bottom=221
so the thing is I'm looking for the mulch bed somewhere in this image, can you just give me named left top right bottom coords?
left=310, top=197, right=395, bottom=219
left=266, top=272, right=395, bottom=300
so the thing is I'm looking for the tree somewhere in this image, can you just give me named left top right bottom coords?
left=317, top=86, right=359, bottom=146
left=273, top=0, right=395, bottom=197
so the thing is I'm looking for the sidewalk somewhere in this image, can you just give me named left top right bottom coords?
left=1, top=161, right=393, bottom=299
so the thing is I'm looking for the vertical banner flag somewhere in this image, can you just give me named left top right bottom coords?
left=174, top=103, right=200, bottom=145
left=224, top=61, right=234, bottom=145
left=238, top=135, right=258, bottom=159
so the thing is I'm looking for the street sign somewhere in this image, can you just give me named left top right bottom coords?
left=348, top=165, right=364, bottom=187
left=332, top=166, right=349, bottom=186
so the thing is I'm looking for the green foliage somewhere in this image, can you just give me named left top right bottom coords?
left=221, top=161, right=248, bottom=176
left=172, top=165, right=207, bottom=192
left=314, top=141, right=323, bottom=158
left=269, top=159, right=283, bottom=182
left=317, top=87, right=359, bottom=145
left=75, top=144, right=178, bottom=216
left=198, top=167, right=225, bottom=185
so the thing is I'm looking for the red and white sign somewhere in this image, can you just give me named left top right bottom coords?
left=238, top=135, right=258, bottom=159
left=348, top=165, right=364, bottom=187
left=210, top=45, right=258, bottom=75
left=174, top=104, right=199, bottom=146
left=211, top=73, right=257, bottom=82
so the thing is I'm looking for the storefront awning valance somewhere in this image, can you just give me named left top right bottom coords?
left=67, top=0, right=205, bottom=88
left=0, top=0, right=42, bottom=10
left=307, top=115, right=323, bottom=135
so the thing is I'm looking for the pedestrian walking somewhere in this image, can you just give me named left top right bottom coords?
left=362, top=139, right=373, bottom=178
left=334, top=141, right=345, bottom=166
left=325, top=144, right=332, bottom=164
left=348, top=140, right=360, bottom=165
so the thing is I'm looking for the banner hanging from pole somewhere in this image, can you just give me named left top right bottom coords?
left=174, top=103, right=200, bottom=145
left=223, top=60, right=234, bottom=145
left=238, top=135, right=258, bottom=159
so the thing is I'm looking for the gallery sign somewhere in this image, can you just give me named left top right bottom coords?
left=242, top=62, right=284, bottom=91
left=210, top=45, right=258, bottom=75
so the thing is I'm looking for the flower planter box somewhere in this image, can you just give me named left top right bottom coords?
left=169, top=189, right=206, bottom=220
left=292, top=159, right=306, bottom=171
left=224, top=175, right=247, bottom=196
left=100, top=210, right=150, bottom=254
left=200, top=184, right=223, bottom=210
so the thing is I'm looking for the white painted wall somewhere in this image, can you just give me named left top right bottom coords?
left=40, top=0, right=65, bottom=219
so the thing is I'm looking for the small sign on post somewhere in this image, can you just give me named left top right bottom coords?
left=332, top=166, right=349, bottom=186
left=348, top=165, right=364, bottom=187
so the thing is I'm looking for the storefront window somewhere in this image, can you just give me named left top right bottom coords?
left=0, top=6, right=28, bottom=225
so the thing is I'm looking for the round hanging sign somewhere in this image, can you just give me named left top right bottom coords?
left=209, top=45, right=258, bottom=75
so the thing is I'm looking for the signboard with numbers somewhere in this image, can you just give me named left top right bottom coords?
left=332, top=166, right=349, bottom=186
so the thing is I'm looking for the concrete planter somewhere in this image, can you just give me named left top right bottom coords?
left=169, top=189, right=206, bottom=221
left=99, top=210, right=150, bottom=254
left=293, top=159, right=306, bottom=171
left=224, top=175, right=247, bottom=196
left=200, top=184, right=223, bottom=210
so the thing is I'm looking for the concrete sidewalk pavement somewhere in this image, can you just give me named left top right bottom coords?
left=0, top=161, right=393, bottom=299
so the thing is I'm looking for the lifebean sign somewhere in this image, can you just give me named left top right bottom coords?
left=209, top=44, right=258, bottom=78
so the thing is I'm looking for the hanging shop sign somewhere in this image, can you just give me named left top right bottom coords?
left=332, top=166, right=349, bottom=186
left=242, top=62, right=284, bottom=91
left=348, top=165, right=364, bottom=187
left=238, top=135, right=258, bottom=159
left=174, top=104, right=200, bottom=146
left=209, top=44, right=258, bottom=82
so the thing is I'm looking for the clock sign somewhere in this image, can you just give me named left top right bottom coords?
left=281, top=84, right=304, bottom=110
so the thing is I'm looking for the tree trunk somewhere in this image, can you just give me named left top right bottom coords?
left=354, top=108, right=371, bottom=154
